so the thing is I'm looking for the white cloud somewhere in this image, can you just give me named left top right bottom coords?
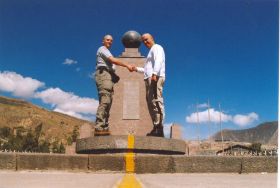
left=233, top=112, right=259, bottom=127
left=53, top=108, right=95, bottom=121
left=63, top=58, right=78, bottom=65
left=0, top=71, right=98, bottom=121
left=197, top=103, right=209, bottom=109
left=0, top=71, right=45, bottom=98
left=186, top=108, right=259, bottom=127
left=35, top=88, right=99, bottom=119
left=186, top=108, right=232, bottom=124
left=54, top=108, right=85, bottom=119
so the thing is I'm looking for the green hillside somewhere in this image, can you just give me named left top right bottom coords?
left=0, top=95, right=94, bottom=152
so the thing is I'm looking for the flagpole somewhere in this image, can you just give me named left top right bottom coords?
left=207, top=99, right=211, bottom=149
left=207, top=99, right=211, bottom=139
left=196, top=103, right=200, bottom=143
left=219, top=103, right=224, bottom=155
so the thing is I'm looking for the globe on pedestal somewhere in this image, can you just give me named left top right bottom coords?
left=121, top=30, right=141, bottom=48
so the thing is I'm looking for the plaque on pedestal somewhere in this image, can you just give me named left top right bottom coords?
left=123, top=81, right=139, bottom=119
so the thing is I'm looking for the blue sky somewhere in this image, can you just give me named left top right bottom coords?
left=0, top=0, right=278, bottom=140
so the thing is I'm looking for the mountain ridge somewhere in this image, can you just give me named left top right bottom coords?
left=209, top=121, right=278, bottom=145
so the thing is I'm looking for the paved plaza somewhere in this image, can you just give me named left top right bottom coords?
left=0, top=171, right=277, bottom=188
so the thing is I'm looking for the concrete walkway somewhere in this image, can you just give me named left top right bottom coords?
left=0, top=171, right=277, bottom=188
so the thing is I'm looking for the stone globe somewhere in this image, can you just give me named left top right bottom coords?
left=121, top=30, right=141, bottom=48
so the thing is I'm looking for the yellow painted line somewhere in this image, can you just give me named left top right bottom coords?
left=127, top=134, right=134, bottom=149
left=117, top=174, right=142, bottom=188
left=125, top=153, right=135, bottom=173
left=115, top=134, right=142, bottom=188
left=126, top=134, right=135, bottom=173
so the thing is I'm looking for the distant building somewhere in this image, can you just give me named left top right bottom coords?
left=214, top=139, right=230, bottom=142
left=216, top=144, right=278, bottom=156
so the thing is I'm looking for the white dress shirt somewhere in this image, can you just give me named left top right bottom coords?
left=136, top=44, right=165, bottom=79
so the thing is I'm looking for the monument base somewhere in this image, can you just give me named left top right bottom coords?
left=76, top=135, right=186, bottom=155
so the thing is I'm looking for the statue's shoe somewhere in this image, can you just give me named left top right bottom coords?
left=94, top=129, right=110, bottom=136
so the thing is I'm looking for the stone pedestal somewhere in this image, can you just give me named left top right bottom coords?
left=109, top=48, right=153, bottom=136
left=170, top=123, right=183, bottom=139
left=79, top=123, right=92, bottom=139
left=76, top=136, right=186, bottom=155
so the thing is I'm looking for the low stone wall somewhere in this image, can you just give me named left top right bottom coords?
left=0, top=153, right=277, bottom=173
left=89, top=154, right=125, bottom=172
left=0, top=153, right=16, bottom=170
left=17, top=153, right=88, bottom=171
left=171, top=156, right=242, bottom=173
left=241, top=157, right=278, bottom=173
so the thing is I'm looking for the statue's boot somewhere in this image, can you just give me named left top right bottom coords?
left=147, top=124, right=164, bottom=137
left=155, top=124, right=164, bottom=137
left=146, top=125, right=157, bottom=136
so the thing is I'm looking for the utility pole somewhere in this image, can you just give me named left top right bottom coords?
left=207, top=99, right=211, bottom=148
left=196, top=103, right=200, bottom=143
left=219, top=103, right=224, bottom=155
left=207, top=99, right=211, bottom=139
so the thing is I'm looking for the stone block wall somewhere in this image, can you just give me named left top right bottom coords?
left=17, top=153, right=89, bottom=171
left=0, top=152, right=277, bottom=173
